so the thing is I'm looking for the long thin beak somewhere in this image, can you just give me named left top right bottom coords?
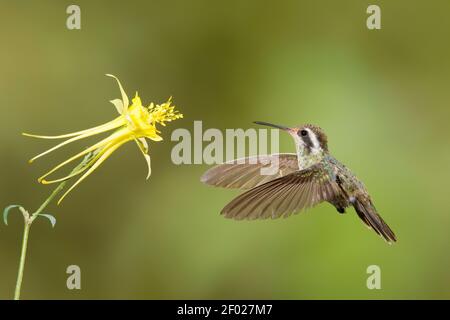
left=254, top=121, right=292, bottom=132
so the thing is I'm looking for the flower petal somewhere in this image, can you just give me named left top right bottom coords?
left=134, top=138, right=151, bottom=179
left=40, top=150, right=103, bottom=184
left=106, top=74, right=129, bottom=114
left=23, top=118, right=123, bottom=140
left=132, top=92, right=142, bottom=107
left=57, top=139, right=128, bottom=204
left=27, top=119, right=122, bottom=163
left=110, top=99, right=124, bottom=114
left=148, top=134, right=163, bottom=142
left=37, top=129, right=128, bottom=182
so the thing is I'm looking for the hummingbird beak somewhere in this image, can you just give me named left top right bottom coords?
left=253, top=121, right=296, bottom=134
left=254, top=121, right=289, bottom=131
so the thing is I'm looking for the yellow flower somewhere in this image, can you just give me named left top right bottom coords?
left=24, top=74, right=183, bottom=204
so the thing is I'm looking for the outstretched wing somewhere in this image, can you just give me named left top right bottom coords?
left=221, top=163, right=342, bottom=220
left=352, top=194, right=397, bottom=243
left=200, top=153, right=298, bottom=190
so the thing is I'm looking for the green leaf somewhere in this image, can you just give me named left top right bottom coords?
left=3, top=205, right=23, bottom=226
left=38, top=214, right=56, bottom=228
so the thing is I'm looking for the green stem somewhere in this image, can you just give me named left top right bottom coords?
left=14, top=180, right=68, bottom=300
left=14, top=221, right=30, bottom=300
left=13, top=152, right=94, bottom=300
left=34, top=181, right=69, bottom=219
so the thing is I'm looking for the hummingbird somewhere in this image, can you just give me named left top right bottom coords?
left=201, top=121, right=397, bottom=243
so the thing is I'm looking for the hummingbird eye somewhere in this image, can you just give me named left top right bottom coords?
left=299, top=129, right=308, bottom=137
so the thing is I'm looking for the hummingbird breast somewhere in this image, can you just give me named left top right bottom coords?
left=323, top=155, right=365, bottom=207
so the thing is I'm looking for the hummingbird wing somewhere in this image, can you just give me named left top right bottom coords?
left=221, top=163, right=341, bottom=220
left=200, top=153, right=298, bottom=190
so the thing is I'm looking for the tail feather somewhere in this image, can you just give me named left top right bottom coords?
left=353, top=196, right=397, bottom=243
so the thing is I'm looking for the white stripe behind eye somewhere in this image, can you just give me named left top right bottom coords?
left=306, top=128, right=321, bottom=152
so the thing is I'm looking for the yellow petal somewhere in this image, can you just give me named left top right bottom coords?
left=132, top=92, right=142, bottom=107
left=141, top=128, right=163, bottom=141
left=37, top=129, right=128, bottom=182
left=134, top=138, right=151, bottom=179
left=41, top=150, right=103, bottom=184
left=57, top=138, right=128, bottom=204
left=110, top=99, right=124, bottom=114
left=23, top=117, right=123, bottom=140
left=148, top=135, right=163, bottom=142
left=28, top=120, right=121, bottom=163
left=106, top=74, right=129, bottom=115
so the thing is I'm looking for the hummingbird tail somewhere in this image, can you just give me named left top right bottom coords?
left=353, top=197, right=397, bottom=243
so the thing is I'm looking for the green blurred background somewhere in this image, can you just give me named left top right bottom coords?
left=1, top=0, right=449, bottom=299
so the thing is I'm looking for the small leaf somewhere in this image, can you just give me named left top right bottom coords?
left=3, top=205, right=23, bottom=226
left=38, top=214, right=57, bottom=228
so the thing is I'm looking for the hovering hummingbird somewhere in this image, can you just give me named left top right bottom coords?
left=201, top=121, right=397, bottom=243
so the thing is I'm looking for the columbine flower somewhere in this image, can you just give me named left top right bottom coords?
left=24, top=74, right=183, bottom=204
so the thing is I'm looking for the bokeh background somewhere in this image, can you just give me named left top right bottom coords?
left=1, top=0, right=449, bottom=299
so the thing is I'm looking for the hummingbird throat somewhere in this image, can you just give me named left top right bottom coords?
left=295, top=142, right=325, bottom=170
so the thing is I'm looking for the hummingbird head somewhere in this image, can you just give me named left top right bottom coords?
left=254, top=121, right=328, bottom=154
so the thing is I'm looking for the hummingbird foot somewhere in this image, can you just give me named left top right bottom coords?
left=336, top=207, right=346, bottom=214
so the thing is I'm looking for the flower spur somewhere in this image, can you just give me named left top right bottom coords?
left=23, top=74, right=183, bottom=204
